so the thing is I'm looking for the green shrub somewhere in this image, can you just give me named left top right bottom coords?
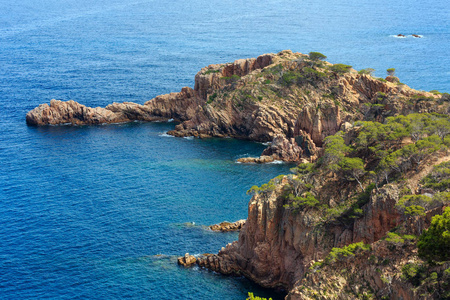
left=387, top=68, right=396, bottom=76
left=309, top=51, right=327, bottom=62
left=309, top=261, right=324, bottom=271
left=247, top=292, right=272, bottom=300
left=418, top=207, right=450, bottom=262
left=300, top=67, right=328, bottom=84
left=329, top=64, right=352, bottom=74
left=421, top=161, right=450, bottom=191
left=247, top=175, right=286, bottom=195
left=325, top=242, right=371, bottom=264
left=281, top=70, right=301, bottom=86
left=403, top=234, right=417, bottom=241
left=401, top=263, right=425, bottom=286
left=405, top=205, right=426, bottom=217
left=396, top=194, right=433, bottom=212
left=203, top=69, right=220, bottom=75
left=385, top=232, right=405, bottom=245
left=284, top=192, right=319, bottom=210
left=358, top=68, right=375, bottom=75
left=207, top=92, right=218, bottom=104
left=221, top=74, right=240, bottom=83
left=291, top=162, right=314, bottom=175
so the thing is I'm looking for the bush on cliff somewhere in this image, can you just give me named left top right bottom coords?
left=338, top=157, right=366, bottom=191
left=247, top=292, right=272, bottom=300
left=324, top=242, right=371, bottom=264
left=247, top=175, right=285, bottom=195
left=291, top=162, right=314, bottom=175
left=358, top=68, right=375, bottom=75
left=323, top=134, right=349, bottom=171
left=418, top=207, right=450, bottom=262
left=387, top=68, right=396, bottom=76
left=329, top=63, right=352, bottom=74
left=281, top=71, right=301, bottom=86
left=284, top=192, right=319, bottom=211
left=396, top=193, right=450, bottom=217
left=308, top=51, right=327, bottom=62
left=422, top=161, right=450, bottom=191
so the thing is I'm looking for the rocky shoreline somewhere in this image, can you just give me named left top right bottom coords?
left=26, top=50, right=444, bottom=163
left=208, top=219, right=246, bottom=232
left=26, top=52, right=450, bottom=298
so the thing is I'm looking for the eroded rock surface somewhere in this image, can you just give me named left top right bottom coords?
left=177, top=253, right=197, bottom=267
left=209, top=220, right=246, bottom=232
left=197, top=154, right=450, bottom=298
left=27, top=51, right=446, bottom=163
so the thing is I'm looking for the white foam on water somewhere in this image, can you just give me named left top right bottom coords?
left=268, top=160, right=284, bottom=164
left=159, top=132, right=174, bottom=138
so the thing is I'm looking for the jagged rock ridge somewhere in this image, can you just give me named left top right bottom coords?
left=26, top=50, right=447, bottom=162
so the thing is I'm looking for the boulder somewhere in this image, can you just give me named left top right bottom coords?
left=177, top=253, right=197, bottom=267
left=209, top=220, right=246, bottom=232
left=237, top=155, right=275, bottom=164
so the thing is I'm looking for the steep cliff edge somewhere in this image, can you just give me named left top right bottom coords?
left=197, top=113, right=450, bottom=299
left=26, top=50, right=448, bottom=162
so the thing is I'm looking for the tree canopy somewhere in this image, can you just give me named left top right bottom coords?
left=418, top=207, right=450, bottom=262
left=308, top=52, right=327, bottom=61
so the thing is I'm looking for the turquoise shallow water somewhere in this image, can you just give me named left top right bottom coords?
left=0, top=0, right=449, bottom=299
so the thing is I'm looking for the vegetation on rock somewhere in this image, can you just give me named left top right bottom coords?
left=247, top=292, right=272, bottom=300
left=418, top=207, right=450, bottom=262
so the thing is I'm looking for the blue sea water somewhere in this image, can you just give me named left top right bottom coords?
left=0, top=0, right=449, bottom=299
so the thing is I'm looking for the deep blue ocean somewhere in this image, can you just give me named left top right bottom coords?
left=0, top=0, right=449, bottom=299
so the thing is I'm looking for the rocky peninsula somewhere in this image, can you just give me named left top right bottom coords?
left=26, top=50, right=446, bottom=163
left=27, top=51, right=450, bottom=299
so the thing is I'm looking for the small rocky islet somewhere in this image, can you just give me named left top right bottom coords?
left=27, top=51, right=450, bottom=299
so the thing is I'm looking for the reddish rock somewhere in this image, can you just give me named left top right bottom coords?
left=261, top=135, right=303, bottom=162
left=209, top=220, right=246, bottom=232
left=177, top=253, right=197, bottom=267
left=237, top=156, right=275, bottom=164
left=26, top=51, right=442, bottom=163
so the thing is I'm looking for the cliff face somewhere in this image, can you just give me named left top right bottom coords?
left=26, top=50, right=447, bottom=162
left=197, top=154, right=450, bottom=299
left=26, top=52, right=450, bottom=298
left=198, top=180, right=404, bottom=288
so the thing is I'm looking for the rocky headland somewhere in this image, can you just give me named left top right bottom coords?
left=197, top=150, right=450, bottom=299
left=26, top=50, right=448, bottom=163
left=27, top=51, right=450, bottom=298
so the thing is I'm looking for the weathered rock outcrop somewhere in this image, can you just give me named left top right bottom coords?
left=261, top=135, right=304, bottom=162
left=25, top=99, right=129, bottom=125
left=237, top=155, right=275, bottom=164
left=197, top=152, right=450, bottom=298
left=209, top=220, right=246, bottom=232
left=27, top=51, right=446, bottom=162
left=26, top=87, right=202, bottom=126
left=177, top=253, right=197, bottom=267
